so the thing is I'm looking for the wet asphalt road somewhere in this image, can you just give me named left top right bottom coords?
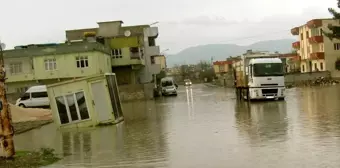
left=13, top=84, right=340, bottom=168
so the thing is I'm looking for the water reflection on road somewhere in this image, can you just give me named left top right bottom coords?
left=13, top=84, right=340, bottom=167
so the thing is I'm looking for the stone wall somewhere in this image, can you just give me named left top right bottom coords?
left=331, top=70, right=340, bottom=79
left=285, top=71, right=331, bottom=84
left=118, top=83, right=154, bottom=102
left=214, top=71, right=333, bottom=87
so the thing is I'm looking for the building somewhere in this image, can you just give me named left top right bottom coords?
left=65, top=21, right=161, bottom=85
left=47, top=73, right=124, bottom=129
left=153, top=55, right=167, bottom=70
left=4, top=41, right=111, bottom=94
left=291, top=18, right=340, bottom=73
left=213, top=60, right=232, bottom=77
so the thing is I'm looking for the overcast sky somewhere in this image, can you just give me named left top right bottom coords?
left=0, top=0, right=337, bottom=54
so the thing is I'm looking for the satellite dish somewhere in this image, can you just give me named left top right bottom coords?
left=124, top=30, right=131, bottom=37
left=0, top=43, right=5, bottom=50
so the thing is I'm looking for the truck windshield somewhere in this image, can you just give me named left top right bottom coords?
left=253, top=63, right=283, bottom=77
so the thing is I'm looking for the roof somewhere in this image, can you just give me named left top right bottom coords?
left=249, top=58, right=282, bottom=64
left=4, top=41, right=111, bottom=58
left=47, top=73, right=116, bottom=88
left=213, top=61, right=232, bottom=65
left=292, top=18, right=336, bottom=28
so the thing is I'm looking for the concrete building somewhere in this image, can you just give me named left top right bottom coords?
left=291, top=18, right=340, bottom=73
left=65, top=21, right=161, bottom=85
left=213, top=60, right=232, bottom=77
left=4, top=41, right=111, bottom=95
left=153, top=55, right=167, bottom=70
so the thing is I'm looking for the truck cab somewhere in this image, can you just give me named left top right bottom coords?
left=247, top=58, right=285, bottom=100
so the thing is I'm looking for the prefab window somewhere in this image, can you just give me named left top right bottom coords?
left=55, top=91, right=90, bottom=125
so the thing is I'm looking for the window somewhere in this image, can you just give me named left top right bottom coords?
left=320, top=28, right=323, bottom=36
left=31, top=91, right=48, bottom=98
left=320, top=44, right=324, bottom=52
left=16, top=87, right=28, bottom=93
left=151, top=56, right=155, bottom=64
left=300, top=33, right=304, bottom=40
left=111, top=49, right=122, bottom=59
left=334, top=43, right=340, bottom=50
left=253, top=63, right=283, bottom=77
left=302, top=65, right=305, bottom=72
left=55, top=91, right=90, bottom=125
left=314, top=63, right=318, bottom=71
left=307, top=46, right=310, bottom=54
left=44, top=58, right=57, bottom=70
left=20, top=93, right=30, bottom=101
left=320, top=62, right=324, bottom=70
left=148, top=37, right=156, bottom=46
left=306, top=31, right=309, bottom=38
left=219, top=65, right=225, bottom=72
left=76, top=56, right=89, bottom=68
left=9, top=62, right=22, bottom=75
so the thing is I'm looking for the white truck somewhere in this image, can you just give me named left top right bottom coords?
left=233, top=52, right=285, bottom=101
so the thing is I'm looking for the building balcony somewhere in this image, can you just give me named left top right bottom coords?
left=6, top=73, right=35, bottom=83
left=310, top=52, right=325, bottom=60
left=145, top=27, right=158, bottom=38
left=146, top=46, right=160, bottom=56
left=291, top=27, right=299, bottom=35
left=292, top=41, right=300, bottom=49
left=308, top=36, right=323, bottom=44
left=306, top=19, right=322, bottom=28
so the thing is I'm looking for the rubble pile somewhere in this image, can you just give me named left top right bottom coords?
left=296, top=77, right=340, bottom=87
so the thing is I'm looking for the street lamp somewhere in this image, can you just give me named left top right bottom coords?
left=0, top=41, right=15, bottom=158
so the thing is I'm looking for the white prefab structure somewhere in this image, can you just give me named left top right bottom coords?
left=47, top=73, right=124, bottom=129
left=234, top=53, right=286, bottom=100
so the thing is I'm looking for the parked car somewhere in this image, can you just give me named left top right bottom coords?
left=15, top=85, right=50, bottom=108
left=160, top=77, right=178, bottom=96
left=184, top=79, right=192, bottom=86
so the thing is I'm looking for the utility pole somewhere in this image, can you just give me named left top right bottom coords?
left=0, top=41, right=15, bottom=158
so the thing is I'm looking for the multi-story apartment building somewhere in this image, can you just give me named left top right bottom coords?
left=213, top=60, right=232, bottom=77
left=65, top=20, right=161, bottom=85
left=4, top=41, right=111, bottom=94
left=291, top=18, right=340, bottom=73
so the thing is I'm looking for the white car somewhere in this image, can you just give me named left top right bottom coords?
left=15, top=85, right=50, bottom=108
left=161, top=77, right=178, bottom=96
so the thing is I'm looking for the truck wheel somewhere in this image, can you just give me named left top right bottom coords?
left=278, top=97, right=285, bottom=101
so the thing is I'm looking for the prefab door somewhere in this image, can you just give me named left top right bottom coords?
left=91, top=81, right=112, bottom=122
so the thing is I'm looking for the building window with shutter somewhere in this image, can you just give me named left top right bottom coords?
left=44, top=58, right=57, bottom=71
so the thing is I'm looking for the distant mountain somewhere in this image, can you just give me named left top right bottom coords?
left=166, top=39, right=295, bottom=67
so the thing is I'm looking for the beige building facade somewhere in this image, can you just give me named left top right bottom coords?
left=291, top=19, right=340, bottom=73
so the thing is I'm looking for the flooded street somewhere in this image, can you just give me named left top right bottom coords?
left=13, top=84, right=340, bottom=168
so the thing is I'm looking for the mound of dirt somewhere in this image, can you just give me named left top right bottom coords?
left=9, top=104, right=53, bottom=123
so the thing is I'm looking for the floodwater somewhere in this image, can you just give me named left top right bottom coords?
left=13, top=84, right=340, bottom=168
